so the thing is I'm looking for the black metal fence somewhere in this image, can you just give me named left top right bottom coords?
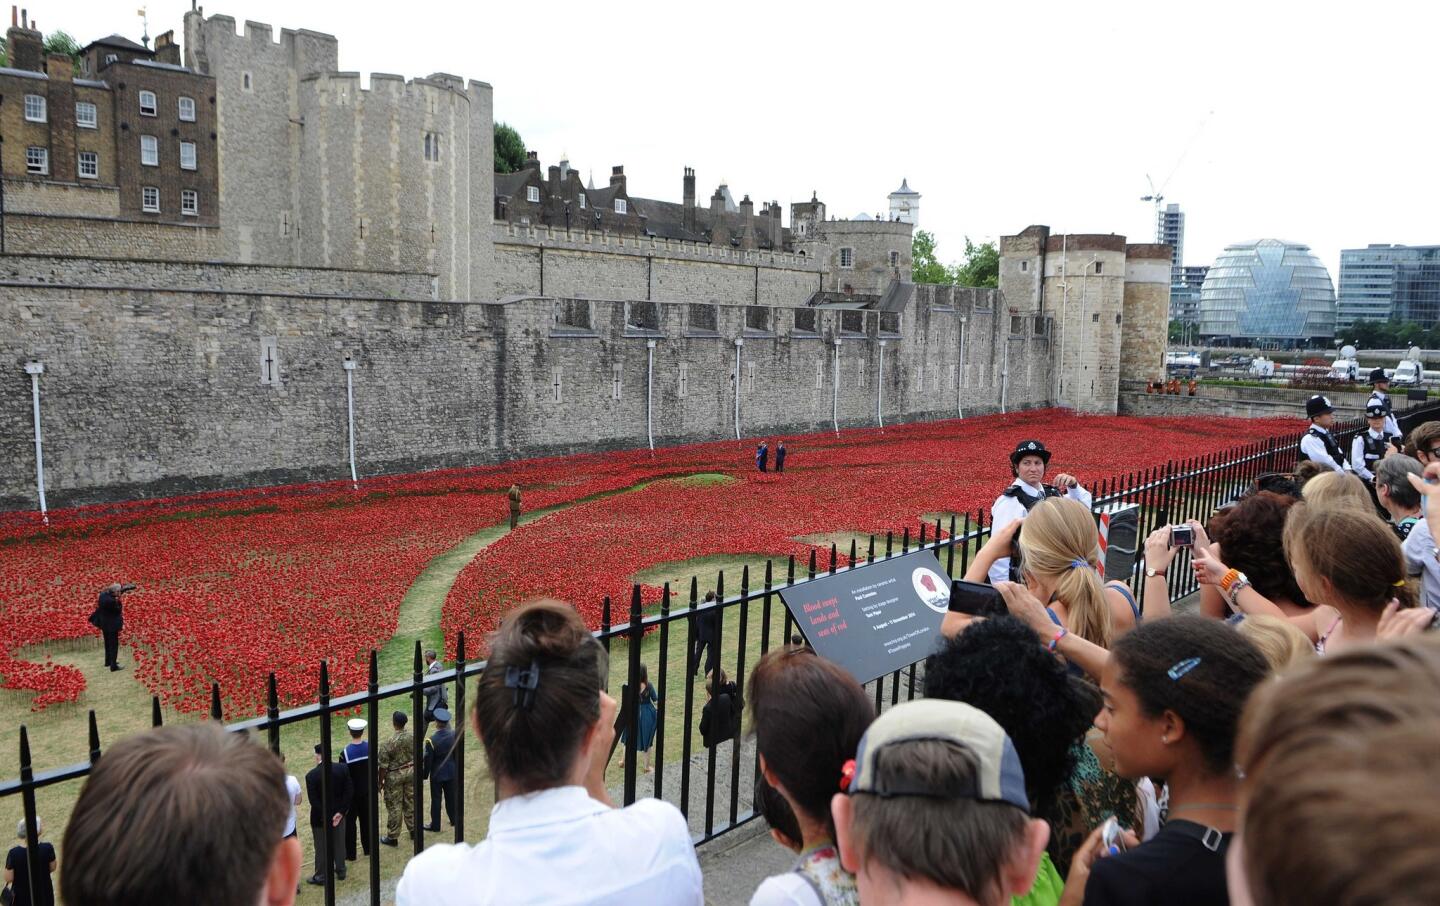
left=5, top=400, right=1439, bottom=906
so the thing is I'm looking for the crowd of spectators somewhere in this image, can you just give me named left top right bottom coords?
left=11, top=425, right=1440, bottom=906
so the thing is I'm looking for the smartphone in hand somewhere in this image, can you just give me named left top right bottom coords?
left=948, top=579, right=1007, bottom=618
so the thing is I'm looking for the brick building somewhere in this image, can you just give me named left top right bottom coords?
left=0, top=11, right=217, bottom=227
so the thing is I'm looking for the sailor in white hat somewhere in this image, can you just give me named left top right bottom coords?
left=342, top=717, right=372, bottom=861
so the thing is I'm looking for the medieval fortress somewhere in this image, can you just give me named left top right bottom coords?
left=0, top=9, right=1168, bottom=509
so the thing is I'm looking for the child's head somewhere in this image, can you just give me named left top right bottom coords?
left=1235, top=615, right=1315, bottom=675
left=1300, top=471, right=1373, bottom=510
left=1282, top=503, right=1414, bottom=613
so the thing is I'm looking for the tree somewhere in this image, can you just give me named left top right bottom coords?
left=494, top=122, right=526, bottom=174
left=953, top=238, right=999, bottom=289
left=910, top=230, right=954, bottom=285
left=44, top=30, right=82, bottom=67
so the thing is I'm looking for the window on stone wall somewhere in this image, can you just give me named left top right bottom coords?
left=688, top=303, right=718, bottom=334
left=625, top=300, right=659, bottom=332
left=1092, top=313, right=1100, bottom=323
left=745, top=306, right=771, bottom=333
left=858, top=358, right=866, bottom=388
left=1010, top=315, right=1025, bottom=336
left=614, top=198, right=628, bottom=215
left=180, top=141, right=197, bottom=170
left=1115, top=313, right=1122, bottom=325
left=949, top=363, right=958, bottom=388
left=579, top=193, right=587, bottom=209
left=25, top=146, right=48, bottom=175
left=75, top=101, right=97, bottom=128
left=279, top=211, right=291, bottom=238
left=839, top=248, right=855, bottom=269
left=815, top=359, right=824, bottom=389
left=242, top=71, right=253, bottom=92
left=77, top=151, right=98, bottom=179
left=879, top=312, right=901, bottom=335
left=1020, top=260, right=1029, bottom=272
left=23, top=94, right=46, bottom=123
left=138, top=90, right=157, bottom=116
left=1034, top=316, right=1049, bottom=336
left=141, top=186, right=160, bottom=212
left=424, top=132, right=441, bottom=162
left=678, top=362, right=689, bottom=398
left=889, top=250, right=900, bottom=268
left=794, top=309, right=817, bottom=334
left=140, top=135, right=158, bottom=166
left=552, top=366, right=563, bottom=403
left=841, top=311, right=865, bottom=335
left=178, top=96, right=196, bottom=122
left=1094, top=261, right=1104, bottom=275
left=611, top=364, right=622, bottom=401
left=527, top=185, right=540, bottom=203
left=259, top=337, right=280, bottom=385
left=553, top=299, right=592, bottom=330
left=181, top=189, right=198, bottom=216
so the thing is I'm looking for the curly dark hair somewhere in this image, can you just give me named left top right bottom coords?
left=923, top=616, right=1098, bottom=813
left=1208, top=491, right=1312, bottom=608
left=1111, top=616, right=1270, bottom=777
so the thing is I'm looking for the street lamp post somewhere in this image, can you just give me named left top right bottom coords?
left=24, top=361, right=46, bottom=522
left=342, top=357, right=358, bottom=489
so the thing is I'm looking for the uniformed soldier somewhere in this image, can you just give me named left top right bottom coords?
left=1350, top=401, right=1401, bottom=484
left=1368, top=368, right=1402, bottom=436
left=423, top=707, right=459, bottom=832
left=507, top=484, right=523, bottom=530
left=342, top=717, right=371, bottom=861
left=1298, top=395, right=1351, bottom=474
left=378, top=710, right=415, bottom=845
left=989, top=440, right=1093, bottom=584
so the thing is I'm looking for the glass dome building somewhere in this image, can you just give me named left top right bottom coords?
left=1199, top=239, right=1335, bottom=347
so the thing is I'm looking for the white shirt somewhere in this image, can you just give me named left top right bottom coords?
left=1299, top=425, right=1350, bottom=474
left=282, top=774, right=302, bottom=838
left=1370, top=390, right=1402, bottom=436
left=1402, top=515, right=1440, bottom=612
left=988, top=479, right=1093, bottom=584
left=751, top=874, right=823, bottom=906
left=395, top=786, right=702, bottom=906
left=1350, top=428, right=1391, bottom=482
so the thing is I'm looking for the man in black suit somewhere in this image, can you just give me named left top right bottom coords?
left=305, top=743, right=353, bottom=885
left=423, top=708, right=459, bottom=831
left=690, top=591, right=720, bottom=677
left=90, top=583, right=131, bottom=671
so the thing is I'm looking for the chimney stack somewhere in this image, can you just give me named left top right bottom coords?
left=154, top=30, right=181, bottom=65
left=7, top=6, right=43, bottom=72
left=682, top=167, right=696, bottom=232
left=609, top=165, right=626, bottom=192
left=548, top=164, right=561, bottom=195
left=523, top=150, right=541, bottom=171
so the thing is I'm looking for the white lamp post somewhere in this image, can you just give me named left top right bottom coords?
left=24, top=361, right=47, bottom=523
left=342, top=357, right=358, bottom=489
left=733, top=338, right=744, bottom=441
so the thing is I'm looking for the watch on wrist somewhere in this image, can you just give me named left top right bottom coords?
left=1145, top=566, right=1165, bottom=578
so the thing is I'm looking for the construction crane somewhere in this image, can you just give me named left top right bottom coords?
left=1139, top=110, right=1214, bottom=240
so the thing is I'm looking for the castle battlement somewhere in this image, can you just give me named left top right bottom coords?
left=496, top=224, right=817, bottom=271
left=299, top=69, right=472, bottom=101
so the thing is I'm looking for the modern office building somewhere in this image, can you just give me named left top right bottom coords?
left=1157, top=203, right=1184, bottom=278
left=1169, top=265, right=1208, bottom=324
left=1335, top=244, right=1440, bottom=330
left=1198, top=239, right=1335, bottom=348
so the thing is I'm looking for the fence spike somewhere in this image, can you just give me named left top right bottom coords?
left=88, top=710, right=101, bottom=763
left=210, top=682, right=223, bottom=722
left=151, top=695, right=163, bottom=728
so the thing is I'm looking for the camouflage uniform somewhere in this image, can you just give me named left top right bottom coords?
left=380, top=727, right=416, bottom=838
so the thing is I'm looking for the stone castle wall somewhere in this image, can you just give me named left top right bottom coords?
left=0, top=266, right=1055, bottom=509
left=4, top=213, right=223, bottom=260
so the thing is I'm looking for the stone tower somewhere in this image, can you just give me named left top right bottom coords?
left=888, top=178, right=920, bottom=226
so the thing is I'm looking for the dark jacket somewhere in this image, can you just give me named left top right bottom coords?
left=93, top=589, right=123, bottom=633
left=700, top=690, right=735, bottom=748
left=306, top=760, right=353, bottom=827
left=427, top=728, right=458, bottom=783
left=695, top=604, right=720, bottom=643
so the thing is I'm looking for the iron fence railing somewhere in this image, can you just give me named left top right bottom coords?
left=6, top=399, right=1440, bottom=906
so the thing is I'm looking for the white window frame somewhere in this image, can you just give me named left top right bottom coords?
left=839, top=247, right=855, bottom=268
left=181, top=189, right=198, bottom=216
left=140, top=135, right=159, bottom=167
left=526, top=185, right=540, bottom=203
left=180, top=141, right=197, bottom=170
left=178, top=96, right=196, bottom=122
left=104, top=53, right=118, bottom=66
left=25, top=146, right=48, bottom=175
left=75, top=101, right=98, bottom=128
left=77, top=151, right=99, bottom=180
left=23, top=94, right=46, bottom=123
left=141, top=186, right=160, bottom=213
left=614, top=198, right=627, bottom=215
left=578, top=193, right=586, bottom=209
left=138, top=90, right=157, bottom=116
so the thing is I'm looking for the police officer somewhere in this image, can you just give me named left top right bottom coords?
left=1368, top=368, right=1402, bottom=436
left=342, top=717, right=371, bottom=862
left=423, top=707, right=459, bottom=832
left=378, top=710, right=415, bottom=845
left=989, top=440, right=1093, bottom=584
left=1298, top=395, right=1351, bottom=474
left=1350, top=401, right=1401, bottom=483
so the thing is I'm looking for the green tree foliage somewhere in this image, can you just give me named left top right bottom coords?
left=910, top=230, right=999, bottom=288
left=44, top=30, right=82, bottom=66
left=953, top=237, right=999, bottom=289
left=1347, top=319, right=1440, bottom=350
left=494, top=122, right=526, bottom=174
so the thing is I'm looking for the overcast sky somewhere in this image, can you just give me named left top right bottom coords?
left=62, top=0, right=1439, bottom=276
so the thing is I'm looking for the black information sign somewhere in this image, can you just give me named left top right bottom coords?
left=778, top=549, right=952, bottom=684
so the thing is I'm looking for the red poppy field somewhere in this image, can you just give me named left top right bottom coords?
left=0, top=409, right=1298, bottom=716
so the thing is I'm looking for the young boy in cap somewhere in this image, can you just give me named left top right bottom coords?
left=831, top=698, right=1051, bottom=905
left=1368, top=368, right=1402, bottom=436
left=989, top=440, right=1092, bottom=584
left=1298, top=395, right=1351, bottom=474
left=1350, top=401, right=1401, bottom=484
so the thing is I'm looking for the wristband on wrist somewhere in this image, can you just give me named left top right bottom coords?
left=1225, top=577, right=1253, bottom=609
left=1047, top=627, right=1068, bottom=653
left=1219, top=568, right=1245, bottom=593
